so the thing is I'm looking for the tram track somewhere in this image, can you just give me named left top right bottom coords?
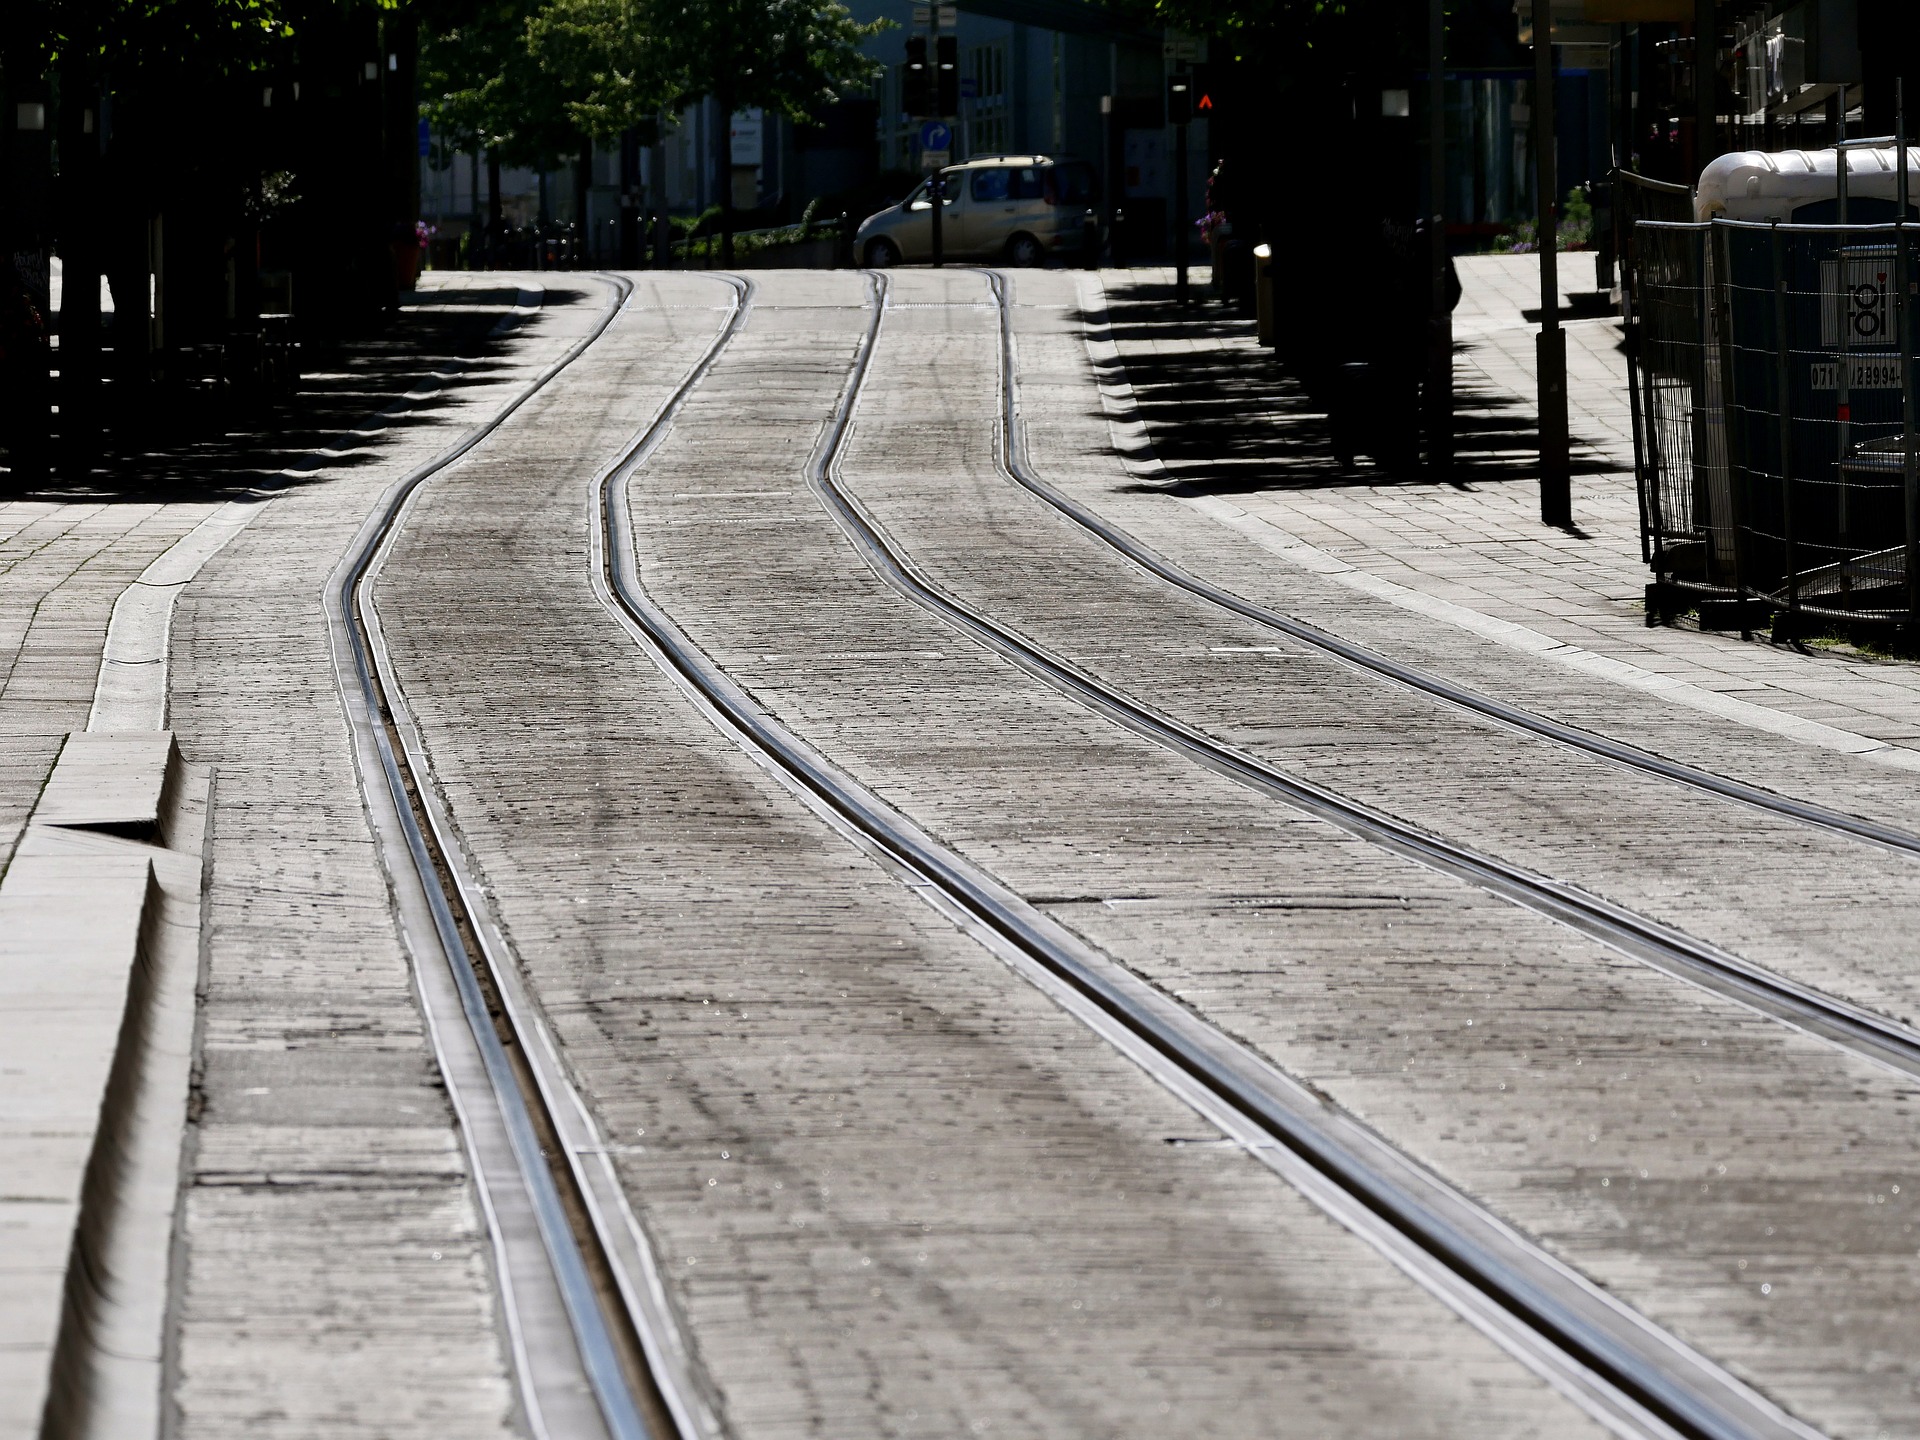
left=980, top=269, right=1920, bottom=862
left=314, top=265, right=1900, bottom=1440
left=325, top=272, right=731, bottom=1440
left=595, top=268, right=1822, bottom=1440
left=957, top=267, right=1920, bottom=1080
left=822, top=270, right=1920, bottom=1089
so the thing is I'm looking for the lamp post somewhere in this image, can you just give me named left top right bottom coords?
left=1533, top=0, right=1571, bottom=526
left=1168, top=69, right=1191, bottom=306
left=1426, top=0, right=1451, bottom=479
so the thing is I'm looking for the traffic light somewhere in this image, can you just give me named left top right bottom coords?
left=904, top=36, right=932, bottom=116
left=1191, top=65, right=1219, bottom=120
left=1165, top=72, right=1192, bottom=125
left=936, top=35, right=959, bottom=117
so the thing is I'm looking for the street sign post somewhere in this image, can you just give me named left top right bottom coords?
left=1427, top=0, right=1452, bottom=479
left=1532, top=0, right=1570, bottom=526
left=1167, top=72, right=1191, bottom=305
left=919, top=121, right=952, bottom=267
left=936, top=35, right=959, bottom=115
left=904, top=4, right=959, bottom=267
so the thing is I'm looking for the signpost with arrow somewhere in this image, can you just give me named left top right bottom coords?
left=908, top=5, right=959, bottom=266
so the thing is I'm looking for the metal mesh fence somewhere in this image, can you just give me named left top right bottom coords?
left=1630, top=215, right=1920, bottom=628
left=1634, top=222, right=1737, bottom=596
left=1616, top=172, right=1696, bottom=576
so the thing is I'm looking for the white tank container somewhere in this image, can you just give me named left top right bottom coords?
left=1696, top=146, right=1920, bottom=222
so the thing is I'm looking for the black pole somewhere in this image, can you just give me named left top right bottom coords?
left=1174, top=112, right=1190, bottom=305
left=1533, top=0, right=1570, bottom=525
left=58, top=40, right=102, bottom=477
left=1426, top=0, right=1452, bottom=478
left=716, top=94, right=735, bottom=268
left=1897, top=78, right=1918, bottom=634
left=1772, top=223, right=1798, bottom=613
left=932, top=169, right=944, bottom=267
left=486, top=150, right=502, bottom=265
left=1836, top=92, right=1852, bottom=535
left=652, top=117, right=670, bottom=268
left=1693, top=0, right=1717, bottom=174
left=2, top=20, right=54, bottom=486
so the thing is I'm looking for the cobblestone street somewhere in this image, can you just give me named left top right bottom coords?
left=6, top=259, right=1919, bottom=1440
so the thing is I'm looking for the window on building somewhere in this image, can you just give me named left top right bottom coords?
left=965, top=42, right=1009, bottom=158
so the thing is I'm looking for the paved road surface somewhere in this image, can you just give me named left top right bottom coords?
left=9, top=263, right=1920, bottom=1439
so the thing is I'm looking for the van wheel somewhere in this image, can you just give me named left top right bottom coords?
left=1005, top=233, right=1044, bottom=267
left=864, top=237, right=902, bottom=268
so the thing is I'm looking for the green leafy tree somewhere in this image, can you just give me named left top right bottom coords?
left=421, top=0, right=579, bottom=173
left=649, top=0, right=887, bottom=261
left=524, top=0, right=674, bottom=142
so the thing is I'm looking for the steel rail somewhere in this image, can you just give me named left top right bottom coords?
left=327, top=272, right=732, bottom=1440
left=957, top=271, right=1920, bottom=1066
left=841, top=274, right=1920, bottom=1087
left=595, top=269, right=1822, bottom=1440
left=974, top=270, right=1920, bottom=861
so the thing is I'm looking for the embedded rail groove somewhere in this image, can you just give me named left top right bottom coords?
left=977, top=270, right=1920, bottom=862
left=327, top=272, right=722, bottom=1440
left=936, top=269, right=1920, bottom=1081
left=594, top=270, right=1821, bottom=1440
left=825, top=271, right=1920, bottom=1086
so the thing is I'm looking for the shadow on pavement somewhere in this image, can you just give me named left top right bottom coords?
left=11, top=281, right=587, bottom=505
left=1089, top=277, right=1620, bottom=497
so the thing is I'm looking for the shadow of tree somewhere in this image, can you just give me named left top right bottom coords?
left=1089, top=276, right=1620, bottom=497
left=16, top=281, right=582, bottom=505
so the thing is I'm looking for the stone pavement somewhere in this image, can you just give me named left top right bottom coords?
left=1101, top=255, right=1920, bottom=763
left=0, top=276, right=551, bottom=875
left=371, top=269, right=1606, bottom=1439
left=162, top=273, right=596, bottom=1437
left=0, top=500, right=220, bottom=868
left=1, top=273, right=576, bottom=1437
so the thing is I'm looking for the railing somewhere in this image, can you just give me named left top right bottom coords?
left=1630, top=215, right=1920, bottom=631
left=1615, top=170, right=1695, bottom=577
left=668, top=215, right=851, bottom=269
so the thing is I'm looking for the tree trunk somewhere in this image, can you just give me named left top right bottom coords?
left=716, top=89, right=735, bottom=266
left=576, top=135, right=592, bottom=263
left=57, top=44, right=102, bottom=476
left=653, top=117, right=671, bottom=268
left=3, top=24, right=54, bottom=484
left=486, top=150, right=502, bottom=264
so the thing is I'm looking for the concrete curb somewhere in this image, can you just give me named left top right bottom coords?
left=4, top=278, right=553, bottom=1439
left=87, top=283, right=547, bottom=734
left=0, top=734, right=208, bottom=1440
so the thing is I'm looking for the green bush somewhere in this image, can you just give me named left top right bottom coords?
left=1491, top=187, right=1593, bottom=254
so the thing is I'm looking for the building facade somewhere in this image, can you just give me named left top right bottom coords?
left=418, top=0, right=1208, bottom=263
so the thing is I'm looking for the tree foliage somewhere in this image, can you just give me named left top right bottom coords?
left=523, top=0, right=669, bottom=141
left=423, top=0, right=886, bottom=157
left=647, top=0, right=885, bottom=123
left=422, top=0, right=582, bottom=166
left=13, top=0, right=295, bottom=82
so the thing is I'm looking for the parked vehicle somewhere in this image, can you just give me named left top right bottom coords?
left=855, top=155, right=1100, bottom=267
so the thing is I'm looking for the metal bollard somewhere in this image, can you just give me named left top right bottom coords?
left=1254, top=243, right=1275, bottom=347
left=1083, top=209, right=1100, bottom=270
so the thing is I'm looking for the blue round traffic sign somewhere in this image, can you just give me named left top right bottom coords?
left=918, top=120, right=952, bottom=152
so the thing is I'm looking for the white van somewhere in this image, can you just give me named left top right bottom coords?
left=854, top=155, right=1099, bottom=267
